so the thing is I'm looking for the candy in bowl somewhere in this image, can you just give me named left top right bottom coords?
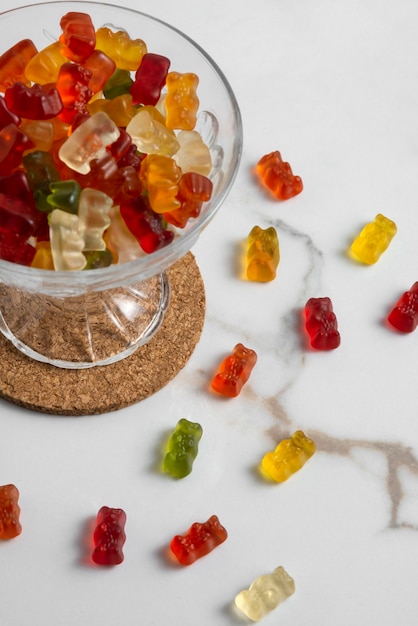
left=0, top=1, right=242, bottom=369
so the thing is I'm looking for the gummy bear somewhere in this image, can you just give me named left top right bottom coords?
left=47, top=180, right=81, bottom=214
left=349, top=213, right=397, bottom=265
left=95, top=165, right=143, bottom=205
left=211, top=343, right=257, bottom=398
left=59, top=12, right=96, bottom=64
left=234, top=566, right=295, bottom=621
left=0, top=39, right=38, bottom=91
left=83, top=248, right=113, bottom=269
left=105, top=205, right=144, bottom=264
left=139, top=154, right=182, bottom=214
left=107, top=128, right=134, bottom=161
left=130, top=52, right=170, bottom=106
left=0, top=95, right=21, bottom=129
left=387, top=282, right=418, bottom=333
left=163, top=171, right=213, bottom=228
left=24, top=41, right=67, bottom=84
left=119, top=194, right=174, bottom=253
left=246, top=225, right=280, bottom=282
left=170, top=515, right=227, bottom=565
left=31, top=241, right=54, bottom=270
left=173, top=130, right=212, bottom=176
left=0, top=484, right=22, bottom=539
left=163, top=418, right=203, bottom=479
left=82, top=152, right=119, bottom=185
left=0, top=170, right=41, bottom=239
left=102, top=68, right=133, bottom=99
left=126, top=108, right=180, bottom=157
left=19, top=119, right=54, bottom=152
left=261, top=430, right=316, bottom=482
left=95, top=27, right=147, bottom=72
left=0, top=169, right=40, bottom=236
left=304, top=296, right=341, bottom=350
left=0, top=123, right=34, bottom=176
left=256, top=150, right=303, bottom=200
left=4, top=81, right=63, bottom=120
left=83, top=50, right=116, bottom=94
left=49, top=208, right=86, bottom=270
left=118, top=143, right=144, bottom=171
left=87, top=93, right=137, bottom=128
left=23, top=149, right=61, bottom=212
left=165, top=71, right=199, bottom=130
left=0, top=231, right=36, bottom=266
left=55, top=62, right=92, bottom=124
left=92, top=506, right=126, bottom=565
left=58, top=111, right=120, bottom=175
left=77, top=187, right=112, bottom=251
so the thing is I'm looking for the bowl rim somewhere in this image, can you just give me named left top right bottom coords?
left=0, top=0, right=243, bottom=289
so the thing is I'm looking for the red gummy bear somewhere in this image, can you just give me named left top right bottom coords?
left=0, top=95, right=20, bottom=129
left=211, top=343, right=257, bottom=398
left=256, top=150, right=303, bottom=200
left=92, top=506, right=126, bottom=566
left=304, top=297, right=341, bottom=350
left=170, top=515, right=227, bottom=565
left=387, top=282, right=418, bottom=333
left=55, top=62, right=92, bottom=123
left=0, top=123, right=34, bottom=176
left=0, top=231, right=36, bottom=265
left=0, top=169, right=41, bottom=238
left=119, top=195, right=174, bottom=253
left=4, top=82, right=63, bottom=120
left=130, top=53, right=170, bottom=106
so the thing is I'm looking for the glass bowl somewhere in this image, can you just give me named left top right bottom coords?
left=0, top=1, right=242, bottom=368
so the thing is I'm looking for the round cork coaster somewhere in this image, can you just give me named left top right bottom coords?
left=0, top=252, right=205, bottom=416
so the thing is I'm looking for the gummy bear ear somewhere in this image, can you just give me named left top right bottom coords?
left=273, top=565, right=296, bottom=589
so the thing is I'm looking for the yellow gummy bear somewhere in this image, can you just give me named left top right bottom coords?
left=31, top=242, right=54, bottom=270
left=246, top=225, right=280, bottom=282
left=261, top=430, right=316, bottom=482
left=95, top=27, right=147, bottom=71
left=349, top=213, right=397, bottom=265
left=24, top=41, right=66, bottom=84
left=87, top=94, right=137, bottom=128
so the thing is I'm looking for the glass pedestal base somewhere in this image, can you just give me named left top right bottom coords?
left=0, top=253, right=205, bottom=414
left=0, top=272, right=170, bottom=369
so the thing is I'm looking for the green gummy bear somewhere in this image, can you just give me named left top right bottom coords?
left=47, top=180, right=81, bottom=214
left=103, top=68, right=133, bottom=99
left=162, top=418, right=203, bottom=479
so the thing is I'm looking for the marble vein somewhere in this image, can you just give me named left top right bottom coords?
left=263, top=394, right=418, bottom=530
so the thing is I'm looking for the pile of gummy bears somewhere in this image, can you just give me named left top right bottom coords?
left=0, top=11, right=213, bottom=270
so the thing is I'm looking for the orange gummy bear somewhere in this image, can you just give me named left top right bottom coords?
left=211, top=343, right=257, bottom=398
left=256, top=150, right=303, bottom=200
left=0, top=484, right=22, bottom=539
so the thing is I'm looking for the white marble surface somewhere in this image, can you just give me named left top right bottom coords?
left=1, top=0, right=418, bottom=625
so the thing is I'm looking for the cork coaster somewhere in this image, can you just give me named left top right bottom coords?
left=0, top=252, right=205, bottom=416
